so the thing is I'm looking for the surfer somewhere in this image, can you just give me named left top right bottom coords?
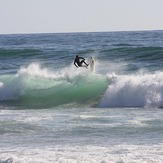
left=74, top=55, right=89, bottom=68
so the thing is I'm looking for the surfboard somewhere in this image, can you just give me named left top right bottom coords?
left=89, top=57, right=95, bottom=73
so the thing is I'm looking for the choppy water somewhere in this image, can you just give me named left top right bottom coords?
left=0, top=31, right=163, bottom=162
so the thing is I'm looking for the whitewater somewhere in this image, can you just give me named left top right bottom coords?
left=1, top=31, right=163, bottom=162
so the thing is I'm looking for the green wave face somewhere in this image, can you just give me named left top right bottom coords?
left=20, top=75, right=108, bottom=108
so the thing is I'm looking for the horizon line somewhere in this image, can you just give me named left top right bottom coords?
left=0, top=29, right=163, bottom=36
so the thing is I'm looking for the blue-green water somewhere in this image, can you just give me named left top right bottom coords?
left=0, top=31, right=163, bottom=162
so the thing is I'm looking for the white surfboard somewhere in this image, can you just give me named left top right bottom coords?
left=89, top=57, right=95, bottom=73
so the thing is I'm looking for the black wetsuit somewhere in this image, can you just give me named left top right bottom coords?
left=74, top=56, right=88, bottom=67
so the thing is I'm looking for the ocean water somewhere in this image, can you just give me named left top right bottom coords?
left=0, top=31, right=163, bottom=162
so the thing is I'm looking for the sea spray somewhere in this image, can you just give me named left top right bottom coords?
left=99, top=71, right=163, bottom=108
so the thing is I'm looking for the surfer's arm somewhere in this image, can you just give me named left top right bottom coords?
left=79, top=57, right=85, bottom=60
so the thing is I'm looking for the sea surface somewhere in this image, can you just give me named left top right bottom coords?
left=0, top=31, right=163, bottom=162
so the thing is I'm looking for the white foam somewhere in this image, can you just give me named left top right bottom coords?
left=1, top=144, right=163, bottom=163
left=18, top=63, right=55, bottom=79
left=99, top=71, right=163, bottom=108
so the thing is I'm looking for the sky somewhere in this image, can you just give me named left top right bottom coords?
left=0, top=0, right=163, bottom=34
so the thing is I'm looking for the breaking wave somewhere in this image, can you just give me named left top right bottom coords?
left=0, top=63, right=108, bottom=109
left=99, top=71, right=163, bottom=108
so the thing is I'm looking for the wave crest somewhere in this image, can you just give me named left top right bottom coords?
left=99, top=71, right=163, bottom=108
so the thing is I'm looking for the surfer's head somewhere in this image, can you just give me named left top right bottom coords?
left=76, top=55, right=79, bottom=58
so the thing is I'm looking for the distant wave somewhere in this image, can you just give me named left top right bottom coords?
left=101, top=46, right=163, bottom=56
left=0, top=48, right=41, bottom=57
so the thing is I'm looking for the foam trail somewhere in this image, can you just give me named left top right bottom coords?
left=99, top=71, right=163, bottom=108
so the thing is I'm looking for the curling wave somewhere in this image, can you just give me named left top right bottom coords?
left=0, top=63, right=108, bottom=109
